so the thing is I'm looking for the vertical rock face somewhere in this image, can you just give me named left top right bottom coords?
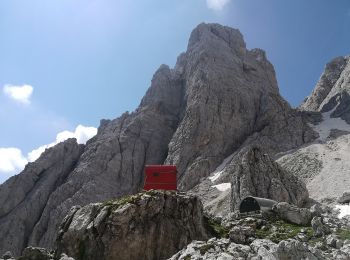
left=230, top=146, right=309, bottom=210
left=0, top=139, right=84, bottom=256
left=0, top=23, right=316, bottom=255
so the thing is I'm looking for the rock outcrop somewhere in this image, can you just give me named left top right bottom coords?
left=272, top=202, right=312, bottom=226
left=230, top=146, right=309, bottom=210
left=55, top=191, right=211, bottom=260
left=170, top=205, right=350, bottom=260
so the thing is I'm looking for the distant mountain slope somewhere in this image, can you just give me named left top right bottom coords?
left=0, top=23, right=315, bottom=256
left=279, top=55, right=350, bottom=202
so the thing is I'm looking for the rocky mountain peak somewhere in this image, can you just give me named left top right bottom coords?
left=188, top=23, right=246, bottom=56
left=300, top=56, right=350, bottom=120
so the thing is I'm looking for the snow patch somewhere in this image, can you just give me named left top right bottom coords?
left=312, top=109, right=350, bottom=140
left=209, top=171, right=223, bottom=182
left=212, top=183, right=231, bottom=192
left=208, top=153, right=235, bottom=183
left=335, top=204, right=350, bottom=219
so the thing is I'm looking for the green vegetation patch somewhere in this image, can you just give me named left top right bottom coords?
left=183, top=255, right=192, bottom=260
left=199, top=244, right=215, bottom=255
left=256, top=220, right=313, bottom=243
left=204, top=216, right=229, bottom=238
left=102, top=190, right=162, bottom=211
left=336, top=228, right=350, bottom=240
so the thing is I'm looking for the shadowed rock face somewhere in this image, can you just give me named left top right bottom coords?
left=0, top=23, right=315, bottom=255
left=230, top=146, right=309, bottom=210
left=0, top=139, right=84, bottom=256
left=55, top=191, right=211, bottom=260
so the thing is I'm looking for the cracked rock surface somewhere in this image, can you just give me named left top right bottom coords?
left=55, top=191, right=211, bottom=260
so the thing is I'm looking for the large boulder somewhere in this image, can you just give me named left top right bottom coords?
left=272, top=202, right=312, bottom=226
left=338, top=192, right=350, bottom=204
left=230, top=146, right=309, bottom=210
left=311, top=217, right=331, bottom=237
left=55, top=191, right=212, bottom=260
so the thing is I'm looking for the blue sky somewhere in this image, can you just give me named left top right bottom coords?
left=0, top=0, right=350, bottom=182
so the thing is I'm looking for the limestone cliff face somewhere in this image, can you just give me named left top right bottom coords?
left=165, top=23, right=315, bottom=190
left=0, top=23, right=315, bottom=255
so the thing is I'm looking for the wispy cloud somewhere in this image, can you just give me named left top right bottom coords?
left=3, top=84, right=34, bottom=105
left=206, top=0, right=231, bottom=11
left=0, top=125, right=97, bottom=180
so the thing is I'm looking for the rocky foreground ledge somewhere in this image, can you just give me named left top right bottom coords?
left=55, top=190, right=212, bottom=260
left=3, top=191, right=350, bottom=260
left=2, top=190, right=214, bottom=260
left=172, top=203, right=350, bottom=259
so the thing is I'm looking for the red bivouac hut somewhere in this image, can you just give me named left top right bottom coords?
left=143, top=165, right=177, bottom=191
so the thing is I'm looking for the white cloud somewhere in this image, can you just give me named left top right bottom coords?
left=28, top=125, right=97, bottom=162
left=206, top=0, right=231, bottom=11
left=0, top=125, right=97, bottom=178
left=0, top=148, right=28, bottom=173
left=3, top=84, right=34, bottom=104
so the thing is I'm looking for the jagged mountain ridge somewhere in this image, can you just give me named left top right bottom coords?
left=0, top=23, right=316, bottom=256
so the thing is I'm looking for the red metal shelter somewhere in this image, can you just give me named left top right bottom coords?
left=143, top=165, right=177, bottom=191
